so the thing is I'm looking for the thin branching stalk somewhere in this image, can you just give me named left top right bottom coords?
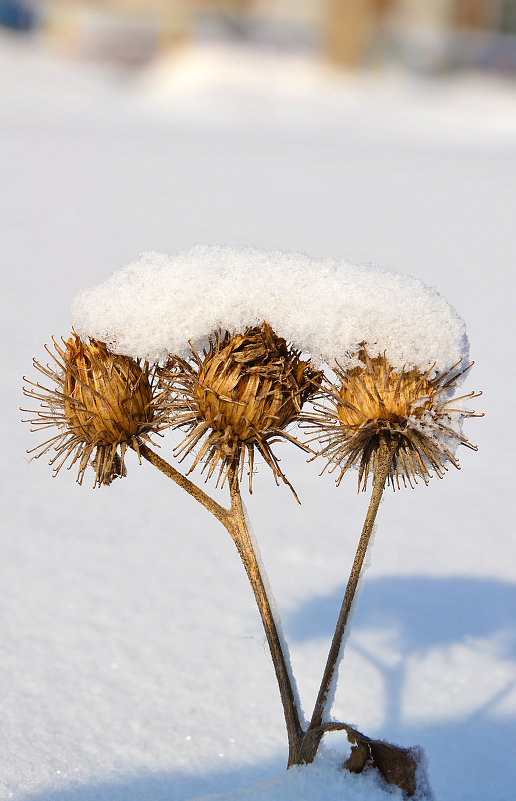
left=137, top=443, right=304, bottom=766
left=298, top=436, right=397, bottom=764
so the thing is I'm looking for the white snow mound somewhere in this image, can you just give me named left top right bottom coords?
left=189, top=748, right=432, bottom=801
left=71, top=245, right=467, bottom=375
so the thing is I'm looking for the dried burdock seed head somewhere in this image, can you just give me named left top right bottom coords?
left=22, top=334, right=167, bottom=487
left=159, top=321, right=322, bottom=499
left=306, top=345, right=482, bottom=492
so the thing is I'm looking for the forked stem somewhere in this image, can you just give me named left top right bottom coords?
left=138, top=440, right=396, bottom=768
left=298, top=435, right=397, bottom=764
left=138, top=443, right=304, bottom=766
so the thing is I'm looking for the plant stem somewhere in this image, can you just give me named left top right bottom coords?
left=137, top=444, right=304, bottom=766
left=227, top=467, right=304, bottom=767
left=298, top=436, right=397, bottom=764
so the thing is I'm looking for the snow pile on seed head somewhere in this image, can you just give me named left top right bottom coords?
left=71, top=245, right=467, bottom=375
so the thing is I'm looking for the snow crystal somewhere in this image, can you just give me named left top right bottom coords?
left=71, top=245, right=468, bottom=376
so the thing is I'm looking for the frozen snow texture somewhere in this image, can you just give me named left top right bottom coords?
left=71, top=245, right=468, bottom=376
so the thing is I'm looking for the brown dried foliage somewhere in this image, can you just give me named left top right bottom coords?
left=342, top=729, right=420, bottom=798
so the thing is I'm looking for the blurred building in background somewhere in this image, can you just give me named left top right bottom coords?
left=2, top=0, right=516, bottom=73
left=321, top=0, right=516, bottom=72
left=41, top=0, right=191, bottom=65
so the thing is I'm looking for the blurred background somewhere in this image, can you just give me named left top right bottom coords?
left=3, top=0, right=516, bottom=72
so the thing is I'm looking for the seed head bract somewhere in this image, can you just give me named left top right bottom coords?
left=158, top=322, right=321, bottom=499
left=22, top=334, right=168, bottom=487
left=305, top=347, right=482, bottom=491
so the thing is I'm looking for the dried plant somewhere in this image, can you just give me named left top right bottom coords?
left=22, top=334, right=168, bottom=487
left=306, top=346, right=482, bottom=491
left=158, top=321, right=321, bottom=499
left=22, top=328, right=481, bottom=798
left=296, top=346, right=483, bottom=766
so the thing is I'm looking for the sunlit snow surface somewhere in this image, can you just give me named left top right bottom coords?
left=3, top=33, right=516, bottom=801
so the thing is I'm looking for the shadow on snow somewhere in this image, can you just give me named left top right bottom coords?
left=285, top=575, right=516, bottom=654
left=287, top=575, right=516, bottom=800
left=22, top=577, right=516, bottom=801
left=21, top=757, right=286, bottom=801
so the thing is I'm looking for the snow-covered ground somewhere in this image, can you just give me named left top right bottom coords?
left=2, top=33, right=516, bottom=801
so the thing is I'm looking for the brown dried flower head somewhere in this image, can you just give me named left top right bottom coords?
left=159, top=321, right=321, bottom=498
left=307, top=346, right=482, bottom=491
left=23, top=334, right=165, bottom=487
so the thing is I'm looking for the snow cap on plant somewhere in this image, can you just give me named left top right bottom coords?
left=22, top=334, right=167, bottom=487
left=159, top=322, right=321, bottom=498
left=307, top=345, right=482, bottom=491
left=70, top=246, right=467, bottom=377
left=67, top=246, right=480, bottom=491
